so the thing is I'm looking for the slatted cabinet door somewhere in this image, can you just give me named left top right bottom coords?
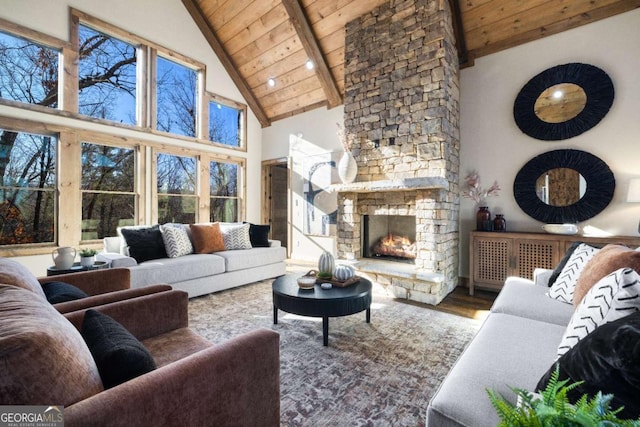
left=470, top=234, right=511, bottom=295
left=514, top=239, right=560, bottom=280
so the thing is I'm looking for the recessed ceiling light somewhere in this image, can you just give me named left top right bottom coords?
left=305, top=60, right=314, bottom=70
left=268, top=78, right=276, bottom=87
left=553, top=90, right=563, bottom=99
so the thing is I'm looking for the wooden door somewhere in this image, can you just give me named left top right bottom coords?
left=269, top=164, right=288, bottom=250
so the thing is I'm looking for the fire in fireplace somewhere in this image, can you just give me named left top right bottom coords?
left=363, top=215, right=417, bottom=262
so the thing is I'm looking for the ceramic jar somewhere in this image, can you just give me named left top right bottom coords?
left=476, top=206, right=491, bottom=231
left=338, top=151, right=357, bottom=184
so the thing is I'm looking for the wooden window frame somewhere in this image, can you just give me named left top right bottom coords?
left=205, top=91, right=248, bottom=153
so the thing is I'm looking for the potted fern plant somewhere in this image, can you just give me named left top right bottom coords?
left=487, top=366, right=640, bottom=426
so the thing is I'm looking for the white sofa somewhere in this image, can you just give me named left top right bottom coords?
left=99, top=236, right=286, bottom=298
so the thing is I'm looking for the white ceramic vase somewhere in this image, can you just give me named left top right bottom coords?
left=80, top=256, right=95, bottom=268
left=338, top=151, right=357, bottom=184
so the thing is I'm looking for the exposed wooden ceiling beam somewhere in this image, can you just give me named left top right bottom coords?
left=181, top=0, right=271, bottom=127
left=448, top=0, right=472, bottom=67
left=281, top=0, right=343, bottom=108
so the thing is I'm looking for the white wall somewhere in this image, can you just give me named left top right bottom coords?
left=0, top=0, right=263, bottom=275
left=261, top=9, right=640, bottom=275
left=458, top=8, right=640, bottom=276
left=262, top=106, right=344, bottom=262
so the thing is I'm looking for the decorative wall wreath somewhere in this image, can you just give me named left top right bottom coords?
left=513, top=63, right=614, bottom=141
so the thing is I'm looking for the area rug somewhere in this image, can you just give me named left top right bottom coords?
left=188, top=279, right=482, bottom=427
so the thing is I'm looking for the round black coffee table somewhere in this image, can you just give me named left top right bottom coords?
left=272, top=274, right=372, bottom=346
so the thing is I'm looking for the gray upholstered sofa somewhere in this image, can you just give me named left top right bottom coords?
left=99, top=229, right=286, bottom=298
left=426, top=269, right=573, bottom=426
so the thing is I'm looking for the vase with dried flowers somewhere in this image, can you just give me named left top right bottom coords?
left=336, top=123, right=357, bottom=183
left=462, top=171, right=501, bottom=231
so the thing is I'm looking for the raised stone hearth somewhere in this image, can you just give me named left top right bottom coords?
left=337, top=0, right=460, bottom=305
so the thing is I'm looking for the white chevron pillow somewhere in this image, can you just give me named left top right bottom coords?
left=221, top=223, right=252, bottom=250
left=556, top=267, right=640, bottom=357
left=161, top=224, right=193, bottom=258
left=548, top=243, right=599, bottom=304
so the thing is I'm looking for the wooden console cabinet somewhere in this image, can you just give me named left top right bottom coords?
left=469, top=231, right=640, bottom=295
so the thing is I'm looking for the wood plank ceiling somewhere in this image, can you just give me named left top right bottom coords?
left=182, top=0, right=639, bottom=127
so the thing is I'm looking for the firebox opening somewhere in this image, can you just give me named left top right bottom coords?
left=363, top=215, right=417, bottom=263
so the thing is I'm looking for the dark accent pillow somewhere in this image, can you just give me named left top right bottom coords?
left=536, top=312, right=640, bottom=419
left=42, top=281, right=89, bottom=304
left=81, top=310, right=156, bottom=389
left=244, top=222, right=271, bottom=247
left=120, top=225, right=167, bottom=263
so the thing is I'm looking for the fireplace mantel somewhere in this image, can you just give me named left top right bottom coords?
left=332, top=177, right=449, bottom=194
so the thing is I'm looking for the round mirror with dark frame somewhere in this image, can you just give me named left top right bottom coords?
left=514, top=149, right=615, bottom=224
left=514, top=63, right=614, bottom=141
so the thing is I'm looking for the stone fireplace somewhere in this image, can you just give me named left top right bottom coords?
left=336, top=0, right=460, bottom=305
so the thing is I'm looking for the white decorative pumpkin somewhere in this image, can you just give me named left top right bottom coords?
left=317, top=251, right=335, bottom=277
left=334, top=264, right=355, bottom=281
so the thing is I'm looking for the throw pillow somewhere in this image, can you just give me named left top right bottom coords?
left=556, top=267, right=640, bottom=357
left=81, top=309, right=156, bottom=389
left=244, top=222, right=271, bottom=247
left=537, top=311, right=640, bottom=419
left=547, top=241, right=587, bottom=287
left=160, top=223, right=193, bottom=258
left=42, top=281, right=89, bottom=304
left=222, top=223, right=252, bottom=250
left=0, top=285, right=103, bottom=406
left=189, top=223, right=225, bottom=253
left=120, top=225, right=167, bottom=263
left=548, top=243, right=599, bottom=304
left=573, top=244, right=640, bottom=307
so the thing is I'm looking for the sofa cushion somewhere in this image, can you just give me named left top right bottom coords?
left=573, top=244, right=640, bottom=307
left=81, top=309, right=157, bottom=389
left=0, top=284, right=103, bottom=405
left=426, top=313, right=565, bottom=427
left=0, top=257, right=46, bottom=299
left=117, top=224, right=156, bottom=256
left=537, top=311, right=640, bottom=419
left=120, top=225, right=167, bottom=263
left=216, top=246, right=286, bottom=272
left=491, top=277, right=574, bottom=326
left=245, top=222, right=271, bottom=247
left=42, top=281, right=89, bottom=304
left=129, top=254, right=226, bottom=287
left=557, top=268, right=640, bottom=357
left=547, top=241, right=598, bottom=286
left=221, top=223, right=252, bottom=250
left=161, top=223, right=193, bottom=258
left=548, top=243, right=599, bottom=304
left=190, top=223, right=225, bottom=253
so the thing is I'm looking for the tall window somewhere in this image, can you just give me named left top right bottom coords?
left=81, top=142, right=135, bottom=239
left=0, top=129, right=56, bottom=245
left=78, top=25, right=137, bottom=124
left=0, top=31, right=59, bottom=108
left=210, top=161, right=239, bottom=222
left=157, top=153, right=196, bottom=223
left=209, top=101, right=243, bottom=148
left=156, top=57, right=197, bottom=138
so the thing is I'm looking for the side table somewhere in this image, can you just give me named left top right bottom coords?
left=46, top=261, right=109, bottom=277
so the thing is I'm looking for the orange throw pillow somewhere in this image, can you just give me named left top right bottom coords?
left=189, top=223, right=225, bottom=253
left=573, top=244, right=640, bottom=307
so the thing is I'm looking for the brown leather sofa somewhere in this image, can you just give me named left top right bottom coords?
left=0, top=259, right=281, bottom=426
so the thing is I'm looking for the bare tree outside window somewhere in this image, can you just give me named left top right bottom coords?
left=0, top=31, right=58, bottom=106
left=210, top=161, right=239, bottom=222
left=209, top=102, right=241, bottom=147
left=157, top=57, right=197, bottom=138
left=78, top=25, right=136, bottom=124
left=157, top=153, right=196, bottom=224
left=0, top=130, right=55, bottom=245
left=81, top=143, right=135, bottom=239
